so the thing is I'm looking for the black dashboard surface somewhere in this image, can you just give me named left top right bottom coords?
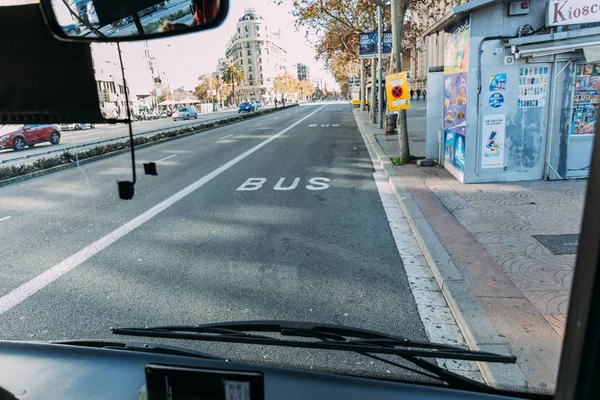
left=0, top=340, right=521, bottom=400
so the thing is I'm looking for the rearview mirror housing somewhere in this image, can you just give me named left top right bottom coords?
left=39, top=0, right=228, bottom=42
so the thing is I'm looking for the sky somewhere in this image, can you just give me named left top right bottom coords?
left=146, top=0, right=339, bottom=91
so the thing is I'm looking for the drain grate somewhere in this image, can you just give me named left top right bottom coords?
left=533, top=234, right=579, bottom=255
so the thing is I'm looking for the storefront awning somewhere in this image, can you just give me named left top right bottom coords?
left=513, top=35, right=600, bottom=59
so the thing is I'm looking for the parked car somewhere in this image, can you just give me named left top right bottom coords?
left=0, top=124, right=61, bottom=151
left=59, top=123, right=95, bottom=131
left=238, top=102, right=255, bottom=113
left=63, top=24, right=81, bottom=35
left=172, top=107, right=198, bottom=121
left=253, top=100, right=263, bottom=109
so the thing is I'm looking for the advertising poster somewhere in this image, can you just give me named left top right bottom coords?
left=359, top=31, right=392, bottom=59
left=481, top=115, right=506, bottom=169
left=571, top=62, right=600, bottom=134
left=489, top=93, right=504, bottom=108
left=445, top=131, right=456, bottom=165
left=443, top=17, right=470, bottom=172
left=489, top=73, right=507, bottom=91
left=517, top=67, right=549, bottom=108
left=454, top=135, right=465, bottom=171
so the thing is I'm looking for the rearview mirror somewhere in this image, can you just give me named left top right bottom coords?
left=39, top=0, right=228, bottom=42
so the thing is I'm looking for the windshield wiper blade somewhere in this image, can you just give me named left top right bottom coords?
left=112, top=320, right=515, bottom=363
left=51, top=339, right=222, bottom=360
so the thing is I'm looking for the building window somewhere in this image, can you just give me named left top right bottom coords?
left=249, top=67, right=253, bottom=72
left=248, top=58, right=251, bottom=64
left=245, top=26, right=248, bottom=32
left=260, top=74, right=263, bottom=79
left=249, top=74, right=253, bottom=80
left=256, top=26, right=259, bottom=31
left=259, top=58, right=262, bottom=63
left=247, top=50, right=251, bottom=56
left=258, top=50, right=261, bottom=55
left=260, top=66, right=263, bottom=71
left=238, top=27, right=240, bottom=33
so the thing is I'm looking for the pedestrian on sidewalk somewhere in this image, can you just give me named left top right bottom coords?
left=274, top=98, right=278, bottom=108
left=422, top=90, right=427, bottom=101
left=410, top=89, right=414, bottom=100
left=416, top=88, right=421, bottom=101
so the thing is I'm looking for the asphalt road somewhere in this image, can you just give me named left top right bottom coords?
left=0, top=108, right=245, bottom=165
left=0, top=103, right=428, bottom=379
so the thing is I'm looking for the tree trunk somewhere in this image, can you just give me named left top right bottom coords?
left=392, top=0, right=411, bottom=164
left=231, top=78, right=235, bottom=105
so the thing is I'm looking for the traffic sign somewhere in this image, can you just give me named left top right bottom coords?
left=386, top=72, right=411, bottom=111
left=391, top=85, right=403, bottom=99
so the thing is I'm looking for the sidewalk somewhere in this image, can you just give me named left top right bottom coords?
left=373, top=101, right=427, bottom=157
left=354, top=109, right=585, bottom=391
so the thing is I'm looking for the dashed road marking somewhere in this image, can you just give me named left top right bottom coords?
left=332, top=124, right=340, bottom=127
left=309, top=124, right=317, bottom=127
left=218, top=134, right=234, bottom=140
left=253, top=123, right=263, bottom=127
left=156, top=155, right=176, bottom=163
left=321, top=124, right=330, bottom=127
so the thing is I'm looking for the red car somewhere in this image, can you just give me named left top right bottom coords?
left=0, top=124, right=61, bottom=151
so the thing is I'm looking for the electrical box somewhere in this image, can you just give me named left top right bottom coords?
left=509, top=1, right=529, bottom=15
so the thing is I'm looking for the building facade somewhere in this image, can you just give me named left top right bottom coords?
left=297, top=63, right=310, bottom=81
left=90, top=43, right=132, bottom=119
left=224, top=7, right=288, bottom=104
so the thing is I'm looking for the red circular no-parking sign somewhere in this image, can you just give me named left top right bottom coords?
left=391, top=85, right=403, bottom=99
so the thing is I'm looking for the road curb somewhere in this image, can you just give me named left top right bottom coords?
left=0, top=105, right=298, bottom=188
left=353, top=110, right=527, bottom=388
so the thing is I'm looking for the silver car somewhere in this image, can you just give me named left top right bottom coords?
left=173, top=107, right=198, bottom=121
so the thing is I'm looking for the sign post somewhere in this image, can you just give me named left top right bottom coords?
left=386, top=72, right=411, bottom=111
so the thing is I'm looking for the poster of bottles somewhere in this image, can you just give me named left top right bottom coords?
left=517, top=67, right=548, bottom=108
left=570, top=63, right=600, bottom=135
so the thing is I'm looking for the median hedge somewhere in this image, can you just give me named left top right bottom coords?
left=0, top=105, right=296, bottom=182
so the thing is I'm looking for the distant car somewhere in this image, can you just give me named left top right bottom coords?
left=173, top=107, right=198, bottom=121
left=238, top=102, right=255, bottom=113
left=253, top=100, right=263, bottom=109
left=59, top=123, right=95, bottom=131
left=0, top=124, right=61, bottom=151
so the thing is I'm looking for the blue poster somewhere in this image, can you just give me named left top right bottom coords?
left=444, top=130, right=456, bottom=165
left=454, top=134, right=465, bottom=171
left=489, top=73, right=507, bottom=91
left=359, top=31, right=392, bottom=59
left=489, top=93, right=504, bottom=108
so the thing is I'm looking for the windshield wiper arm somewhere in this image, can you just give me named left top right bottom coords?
left=51, top=339, right=222, bottom=360
left=112, top=320, right=515, bottom=364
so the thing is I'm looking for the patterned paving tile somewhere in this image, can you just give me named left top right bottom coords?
left=522, top=291, right=571, bottom=314
left=542, top=314, right=567, bottom=337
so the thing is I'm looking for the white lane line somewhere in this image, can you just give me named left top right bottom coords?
left=332, top=124, right=340, bottom=127
left=156, top=155, right=176, bottom=163
left=218, top=133, right=234, bottom=140
left=273, top=117, right=280, bottom=120
left=0, top=216, right=11, bottom=223
left=0, top=105, right=326, bottom=316
left=309, top=124, right=317, bottom=127
left=253, top=123, right=263, bottom=127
